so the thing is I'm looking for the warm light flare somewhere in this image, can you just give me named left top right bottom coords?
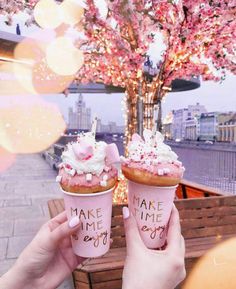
left=0, top=147, right=16, bottom=173
left=0, top=97, right=66, bottom=153
left=34, top=0, right=62, bottom=29
left=183, top=238, right=236, bottom=289
left=32, top=59, right=74, bottom=94
left=60, top=0, right=84, bottom=26
left=46, top=37, right=84, bottom=76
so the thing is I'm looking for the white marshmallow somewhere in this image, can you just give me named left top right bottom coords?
left=103, top=174, right=108, bottom=181
left=163, top=168, right=171, bottom=174
left=86, top=173, right=92, bottom=182
left=56, top=175, right=62, bottom=183
left=100, top=180, right=107, bottom=187
left=69, top=169, right=76, bottom=176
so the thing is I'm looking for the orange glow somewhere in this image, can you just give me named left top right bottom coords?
left=60, top=0, right=84, bottom=26
left=46, top=37, right=84, bottom=76
left=14, top=37, right=45, bottom=63
left=0, top=96, right=66, bottom=154
left=13, top=63, right=37, bottom=95
left=0, top=147, right=16, bottom=173
left=183, top=238, right=236, bottom=289
left=34, top=0, right=62, bottom=29
left=32, top=59, right=74, bottom=94
left=0, top=62, right=28, bottom=97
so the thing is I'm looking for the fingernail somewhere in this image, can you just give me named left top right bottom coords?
left=69, top=216, right=80, bottom=228
left=122, top=207, right=130, bottom=219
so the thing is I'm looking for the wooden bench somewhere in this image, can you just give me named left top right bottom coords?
left=48, top=193, right=236, bottom=289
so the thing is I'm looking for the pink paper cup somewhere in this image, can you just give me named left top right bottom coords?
left=128, top=180, right=177, bottom=249
left=62, top=187, right=113, bottom=258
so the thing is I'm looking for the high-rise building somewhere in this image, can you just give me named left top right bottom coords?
left=198, top=112, right=218, bottom=141
left=68, top=94, right=91, bottom=130
left=172, top=103, right=207, bottom=140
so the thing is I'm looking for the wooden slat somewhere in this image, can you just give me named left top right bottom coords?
left=111, top=237, right=126, bottom=248
left=74, top=282, right=91, bottom=289
left=73, top=271, right=90, bottom=283
left=111, top=226, right=125, bottom=237
left=179, top=206, right=236, bottom=219
left=47, top=200, right=58, bottom=218
left=111, top=216, right=123, bottom=227
left=93, top=279, right=122, bottom=289
left=183, top=224, right=236, bottom=239
left=181, top=214, right=236, bottom=229
left=176, top=196, right=222, bottom=210
left=82, top=260, right=125, bottom=273
left=112, top=205, right=122, bottom=217
left=90, top=269, right=123, bottom=283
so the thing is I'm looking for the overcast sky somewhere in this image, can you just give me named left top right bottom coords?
left=1, top=13, right=236, bottom=125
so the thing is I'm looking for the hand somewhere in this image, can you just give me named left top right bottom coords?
left=122, top=205, right=186, bottom=289
left=0, top=211, right=83, bottom=289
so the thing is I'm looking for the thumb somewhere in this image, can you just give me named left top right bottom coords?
left=123, top=207, right=145, bottom=255
left=50, top=216, right=81, bottom=246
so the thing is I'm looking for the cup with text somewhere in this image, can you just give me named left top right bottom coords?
left=128, top=181, right=177, bottom=249
left=62, top=187, right=113, bottom=258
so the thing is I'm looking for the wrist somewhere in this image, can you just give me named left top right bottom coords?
left=0, top=263, right=41, bottom=289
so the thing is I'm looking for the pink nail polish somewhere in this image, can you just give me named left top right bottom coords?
left=69, top=216, right=80, bottom=228
left=122, top=207, right=130, bottom=219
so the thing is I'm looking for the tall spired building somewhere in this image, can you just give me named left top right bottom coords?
left=68, top=94, right=91, bottom=130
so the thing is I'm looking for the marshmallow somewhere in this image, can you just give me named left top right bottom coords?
left=132, top=133, right=143, bottom=142
left=103, top=174, right=108, bottom=181
left=105, top=143, right=120, bottom=165
left=56, top=175, right=62, bottom=183
left=100, top=180, right=107, bottom=187
left=72, top=141, right=93, bottom=161
left=69, top=169, right=76, bottom=176
left=86, top=173, right=92, bottom=182
left=163, top=168, right=171, bottom=174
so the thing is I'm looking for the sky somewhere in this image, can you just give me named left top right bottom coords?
left=0, top=12, right=236, bottom=125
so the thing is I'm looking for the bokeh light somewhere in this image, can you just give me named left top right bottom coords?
left=14, top=36, right=45, bottom=63
left=34, top=0, right=62, bottom=29
left=0, top=96, right=66, bottom=153
left=0, top=147, right=16, bottom=173
left=0, top=63, right=31, bottom=95
left=32, top=59, right=74, bottom=94
left=60, top=0, right=84, bottom=26
left=13, top=62, right=37, bottom=95
left=183, top=238, right=236, bottom=289
left=46, top=36, right=84, bottom=76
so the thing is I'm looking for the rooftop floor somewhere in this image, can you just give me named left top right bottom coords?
left=0, top=153, right=74, bottom=289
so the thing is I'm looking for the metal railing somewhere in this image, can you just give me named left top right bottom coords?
left=171, top=145, right=236, bottom=194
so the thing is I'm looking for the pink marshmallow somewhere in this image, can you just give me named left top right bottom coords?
left=105, top=143, right=120, bottom=165
left=132, top=133, right=143, bottom=142
left=72, top=141, right=93, bottom=161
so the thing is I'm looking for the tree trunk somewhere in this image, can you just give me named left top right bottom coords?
left=125, top=81, right=164, bottom=147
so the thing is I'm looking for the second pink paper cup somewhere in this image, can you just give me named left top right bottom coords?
left=128, top=180, right=177, bottom=249
left=62, top=187, right=113, bottom=258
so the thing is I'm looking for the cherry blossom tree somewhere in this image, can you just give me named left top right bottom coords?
left=1, top=0, right=236, bottom=142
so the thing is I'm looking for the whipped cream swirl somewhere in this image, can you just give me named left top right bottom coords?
left=126, top=129, right=178, bottom=163
left=61, top=132, right=108, bottom=176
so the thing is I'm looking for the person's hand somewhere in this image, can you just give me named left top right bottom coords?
left=122, top=205, right=186, bottom=289
left=0, top=211, right=83, bottom=289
